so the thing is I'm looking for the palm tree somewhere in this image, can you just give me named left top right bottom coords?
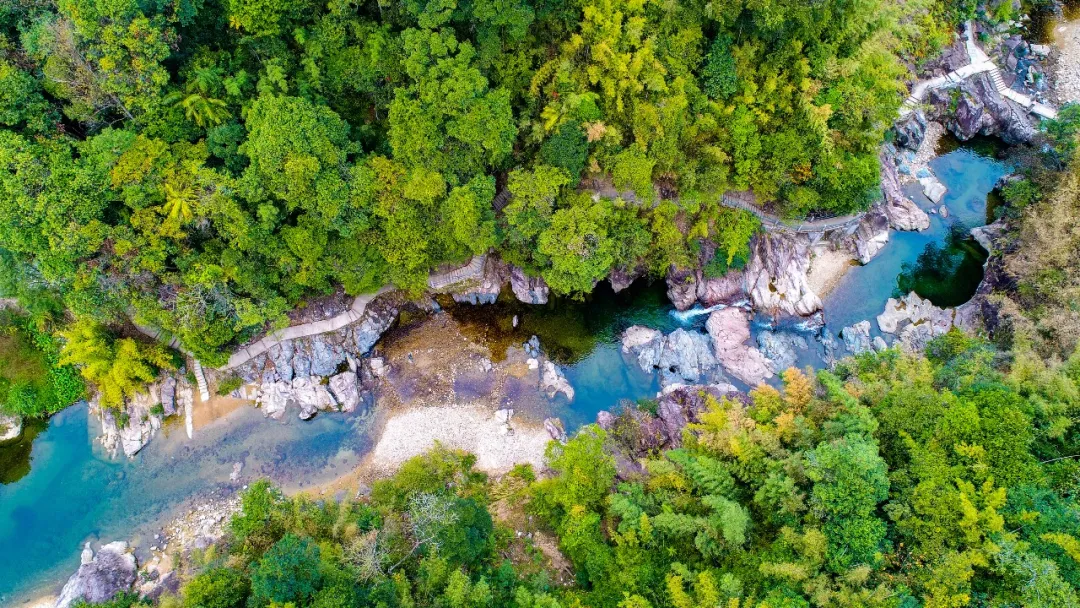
left=166, top=66, right=230, bottom=128
left=163, top=182, right=197, bottom=222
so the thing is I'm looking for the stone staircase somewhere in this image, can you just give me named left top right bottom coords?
left=191, top=359, right=211, bottom=403
left=428, top=254, right=488, bottom=291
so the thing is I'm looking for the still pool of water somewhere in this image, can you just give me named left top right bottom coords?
left=823, top=142, right=1007, bottom=332
left=0, top=402, right=375, bottom=604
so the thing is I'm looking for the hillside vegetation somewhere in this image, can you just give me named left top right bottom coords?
left=0, top=0, right=963, bottom=363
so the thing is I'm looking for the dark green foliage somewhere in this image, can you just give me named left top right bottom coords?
left=182, top=567, right=248, bottom=608
left=249, top=534, right=323, bottom=606
left=702, top=36, right=738, bottom=100
left=540, top=123, right=588, bottom=180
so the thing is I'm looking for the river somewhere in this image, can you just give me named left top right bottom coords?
left=0, top=138, right=1007, bottom=604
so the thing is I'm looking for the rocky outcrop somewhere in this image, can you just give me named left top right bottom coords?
left=971, top=220, right=1006, bottom=253
left=756, top=330, right=808, bottom=372
left=544, top=417, right=567, bottom=443
left=665, top=266, right=749, bottom=312
left=609, top=267, right=642, bottom=292
left=55, top=541, right=137, bottom=608
left=928, top=73, right=1037, bottom=144
left=894, top=110, right=928, bottom=151
left=841, top=321, right=874, bottom=355
left=706, top=308, right=774, bottom=387
left=451, top=257, right=509, bottom=305
left=744, top=233, right=821, bottom=316
left=292, top=376, right=339, bottom=420
left=94, top=374, right=191, bottom=457
left=600, top=384, right=742, bottom=457
left=622, top=326, right=726, bottom=387
left=510, top=266, right=549, bottom=304
left=844, top=210, right=890, bottom=264
left=879, top=147, right=930, bottom=232
left=540, top=361, right=575, bottom=401
left=0, top=412, right=22, bottom=442
left=876, top=292, right=981, bottom=351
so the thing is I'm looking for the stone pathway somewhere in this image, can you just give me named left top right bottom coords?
left=720, top=191, right=866, bottom=234
left=428, top=254, right=487, bottom=291
left=220, top=285, right=394, bottom=370
left=901, top=21, right=1058, bottom=119
left=191, top=360, right=210, bottom=403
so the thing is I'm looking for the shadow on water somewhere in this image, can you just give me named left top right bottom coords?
left=896, top=223, right=990, bottom=307
left=0, top=418, right=48, bottom=485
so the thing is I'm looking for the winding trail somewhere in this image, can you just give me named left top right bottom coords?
left=901, top=21, right=1058, bottom=119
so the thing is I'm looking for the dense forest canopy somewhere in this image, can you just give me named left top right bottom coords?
left=0, top=0, right=957, bottom=363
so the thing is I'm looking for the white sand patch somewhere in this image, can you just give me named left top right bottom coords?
left=1052, top=18, right=1080, bottom=106
left=808, top=248, right=856, bottom=298
left=369, top=405, right=551, bottom=474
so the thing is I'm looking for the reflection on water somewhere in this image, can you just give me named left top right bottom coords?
left=896, top=223, right=989, bottom=307
left=824, top=142, right=1008, bottom=331
left=0, top=418, right=47, bottom=485
left=445, top=281, right=679, bottom=429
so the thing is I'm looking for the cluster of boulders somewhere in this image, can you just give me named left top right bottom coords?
left=445, top=256, right=552, bottom=305
left=233, top=295, right=402, bottom=420
left=876, top=292, right=982, bottom=351
left=96, top=374, right=195, bottom=458
left=623, top=307, right=776, bottom=388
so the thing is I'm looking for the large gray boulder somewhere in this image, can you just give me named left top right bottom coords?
left=55, top=541, right=137, bottom=608
left=292, top=376, right=338, bottom=420
left=846, top=210, right=890, bottom=264
left=706, top=308, right=774, bottom=387
left=328, top=371, right=361, bottom=413
left=756, top=330, right=808, bottom=371
left=510, top=266, right=549, bottom=304
left=622, top=326, right=725, bottom=387
left=744, top=233, right=821, bottom=317
left=841, top=321, right=874, bottom=355
left=540, top=361, right=575, bottom=401
left=98, top=389, right=163, bottom=458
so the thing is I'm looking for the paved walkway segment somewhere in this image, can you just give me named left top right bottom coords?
left=901, top=21, right=1058, bottom=119
left=220, top=286, right=394, bottom=371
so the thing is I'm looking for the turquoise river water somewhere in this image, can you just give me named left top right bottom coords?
left=0, top=139, right=1006, bottom=604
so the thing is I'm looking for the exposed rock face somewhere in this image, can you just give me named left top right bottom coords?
left=329, top=370, right=366, bottom=413
left=744, top=233, right=821, bottom=316
left=292, top=376, right=339, bottom=420
left=971, top=220, right=1006, bottom=252
left=876, top=292, right=981, bottom=351
left=510, top=266, right=549, bottom=304
left=706, top=308, right=774, bottom=386
left=451, top=257, right=508, bottom=305
left=879, top=147, right=930, bottom=232
left=841, top=321, right=874, bottom=355
left=665, top=266, right=749, bottom=311
left=928, top=73, right=1037, bottom=144
left=894, top=110, right=928, bottom=150
left=608, top=267, right=641, bottom=292
left=55, top=541, right=137, bottom=608
left=97, top=389, right=164, bottom=458
left=665, top=267, right=699, bottom=311
left=756, top=331, right=808, bottom=371
left=255, top=381, right=292, bottom=419
left=621, top=326, right=725, bottom=387
left=0, top=412, right=22, bottom=442
left=540, top=361, right=575, bottom=401
left=544, top=417, right=567, bottom=443
left=844, top=210, right=890, bottom=264
left=159, top=376, right=177, bottom=416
